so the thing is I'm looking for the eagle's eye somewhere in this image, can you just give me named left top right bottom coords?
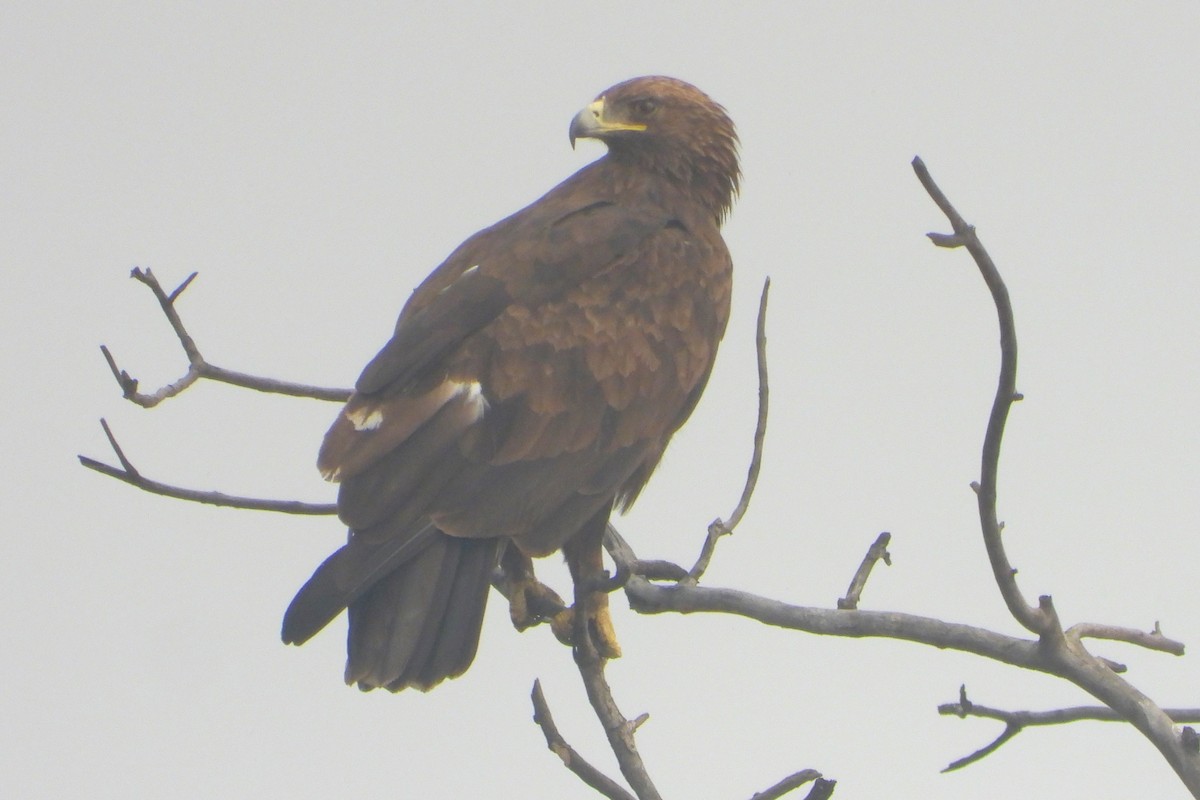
left=631, top=97, right=660, bottom=117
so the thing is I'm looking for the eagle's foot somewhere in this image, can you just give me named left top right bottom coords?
left=500, top=544, right=569, bottom=632
left=551, top=595, right=623, bottom=659
left=506, top=575, right=568, bottom=632
left=584, top=599, right=623, bottom=659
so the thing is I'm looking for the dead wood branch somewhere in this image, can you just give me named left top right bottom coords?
left=1067, top=622, right=1186, bottom=656
left=939, top=685, right=1200, bottom=772
left=531, top=679, right=636, bottom=800
left=572, top=631, right=661, bottom=799
left=685, top=277, right=770, bottom=584
left=103, top=268, right=351, bottom=406
left=78, top=419, right=337, bottom=515
left=913, top=156, right=1200, bottom=794
left=837, top=532, right=892, bottom=610
left=911, top=158, right=1043, bottom=635
left=749, top=770, right=832, bottom=800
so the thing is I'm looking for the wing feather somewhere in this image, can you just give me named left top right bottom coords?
left=352, top=199, right=671, bottom=398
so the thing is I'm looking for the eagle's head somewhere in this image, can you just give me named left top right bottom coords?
left=570, top=76, right=740, bottom=222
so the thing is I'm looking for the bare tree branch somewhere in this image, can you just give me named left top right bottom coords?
left=837, top=532, right=892, bottom=610
left=911, top=157, right=1043, bottom=636
left=78, top=419, right=337, bottom=515
left=798, top=779, right=837, bottom=800
left=627, top=576, right=1047, bottom=669
left=939, top=685, right=1200, bottom=772
left=83, top=269, right=351, bottom=509
left=530, top=679, right=636, bottom=800
left=685, top=277, right=770, bottom=584
left=105, top=268, right=351, bottom=407
left=748, top=770, right=829, bottom=800
left=569, top=585, right=661, bottom=800
left=942, top=724, right=1020, bottom=772
left=621, top=540, right=1185, bottom=675
left=1067, top=621, right=1186, bottom=656
left=942, top=696, right=1200, bottom=728
left=913, top=156, right=1200, bottom=796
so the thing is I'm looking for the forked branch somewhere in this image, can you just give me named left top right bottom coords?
left=103, top=267, right=350, bottom=407
left=78, top=419, right=337, bottom=515
left=939, top=685, right=1200, bottom=771
left=531, top=679, right=636, bottom=800
left=913, top=155, right=1200, bottom=794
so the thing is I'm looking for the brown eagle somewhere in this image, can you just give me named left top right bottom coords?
left=282, top=76, right=740, bottom=691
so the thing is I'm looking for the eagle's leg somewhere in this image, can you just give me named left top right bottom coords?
left=560, top=510, right=622, bottom=660
left=499, top=542, right=569, bottom=633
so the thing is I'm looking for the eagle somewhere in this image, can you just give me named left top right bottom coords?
left=281, top=76, right=740, bottom=692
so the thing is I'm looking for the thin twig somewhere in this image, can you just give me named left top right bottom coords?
left=748, top=769, right=825, bottom=800
left=99, top=418, right=138, bottom=476
left=800, top=780, right=837, bottom=800
left=78, top=420, right=337, bottom=515
left=685, top=277, right=770, bottom=584
left=911, top=157, right=1043, bottom=635
left=105, top=268, right=351, bottom=407
left=942, top=723, right=1020, bottom=772
left=530, top=679, right=635, bottom=800
left=941, top=700, right=1200, bottom=727
left=166, top=270, right=198, bottom=303
left=939, top=686, right=1200, bottom=772
left=1067, top=622, right=1186, bottom=656
left=837, top=532, right=892, bottom=610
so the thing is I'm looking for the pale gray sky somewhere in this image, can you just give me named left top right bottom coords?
left=4, top=3, right=1199, bottom=798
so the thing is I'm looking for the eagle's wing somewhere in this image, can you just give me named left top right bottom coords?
left=354, top=200, right=671, bottom=395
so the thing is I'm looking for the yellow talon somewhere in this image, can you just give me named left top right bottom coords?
left=551, top=601, right=622, bottom=658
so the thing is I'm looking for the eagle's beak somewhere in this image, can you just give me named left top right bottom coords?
left=569, top=97, right=646, bottom=149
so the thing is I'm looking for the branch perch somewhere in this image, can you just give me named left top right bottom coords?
left=104, top=268, right=351, bottom=407
left=570, top=587, right=662, bottom=799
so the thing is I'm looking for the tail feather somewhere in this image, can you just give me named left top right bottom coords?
left=345, top=534, right=501, bottom=692
left=346, top=536, right=459, bottom=688
left=281, top=522, right=437, bottom=646
left=407, top=534, right=498, bottom=690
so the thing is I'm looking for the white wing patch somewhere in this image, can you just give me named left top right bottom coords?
left=320, top=379, right=488, bottom=483
left=439, top=264, right=481, bottom=295
left=346, top=406, right=384, bottom=431
left=455, top=379, right=489, bottom=421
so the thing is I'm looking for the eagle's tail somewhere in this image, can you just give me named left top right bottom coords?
left=344, top=533, right=500, bottom=692
left=282, top=525, right=500, bottom=693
